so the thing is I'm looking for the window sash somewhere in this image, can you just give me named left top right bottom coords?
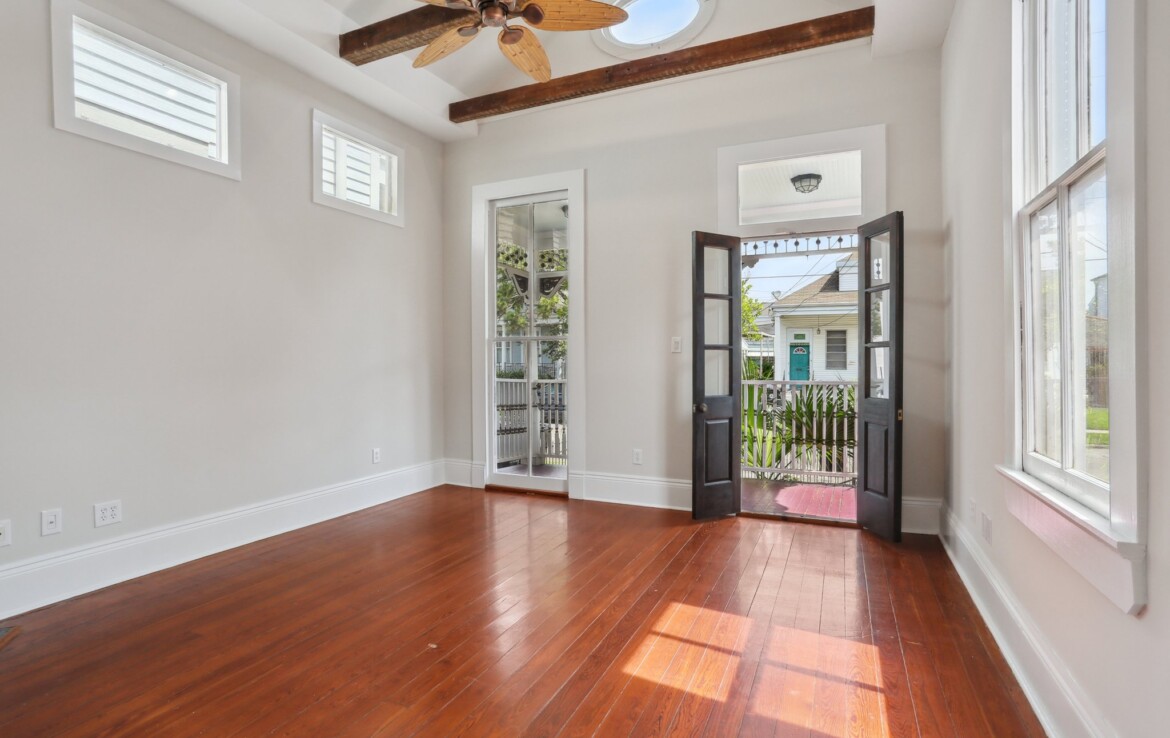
left=825, top=330, right=848, bottom=370
left=1021, top=146, right=1109, bottom=517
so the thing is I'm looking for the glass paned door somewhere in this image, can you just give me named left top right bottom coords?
left=492, top=196, right=570, bottom=487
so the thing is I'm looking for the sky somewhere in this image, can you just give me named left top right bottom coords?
left=611, top=0, right=701, bottom=45
left=741, top=247, right=851, bottom=305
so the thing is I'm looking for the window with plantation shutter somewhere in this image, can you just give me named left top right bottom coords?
left=72, top=21, right=226, bottom=161
left=51, top=0, right=241, bottom=179
left=312, top=110, right=404, bottom=227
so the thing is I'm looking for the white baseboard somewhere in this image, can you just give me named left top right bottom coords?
left=442, top=461, right=942, bottom=533
left=942, top=509, right=1114, bottom=738
left=903, top=496, right=943, bottom=535
left=0, top=460, right=445, bottom=621
left=442, top=458, right=481, bottom=488
left=582, top=472, right=692, bottom=511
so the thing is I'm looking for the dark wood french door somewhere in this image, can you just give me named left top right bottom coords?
left=692, top=232, right=741, bottom=520
left=856, top=212, right=905, bottom=541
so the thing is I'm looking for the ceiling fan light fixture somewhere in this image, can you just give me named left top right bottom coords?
left=791, top=173, right=822, bottom=194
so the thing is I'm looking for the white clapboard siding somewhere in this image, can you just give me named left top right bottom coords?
left=777, top=316, right=859, bottom=382
left=72, top=20, right=224, bottom=159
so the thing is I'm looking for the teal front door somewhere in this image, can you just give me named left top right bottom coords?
left=789, top=343, right=810, bottom=380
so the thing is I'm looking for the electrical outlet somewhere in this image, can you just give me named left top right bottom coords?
left=670, top=337, right=682, bottom=353
left=94, top=500, right=123, bottom=528
left=0, top=520, right=10, bottom=547
left=968, top=499, right=977, bottom=523
left=980, top=512, right=993, bottom=544
left=41, top=509, right=63, bottom=536
left=372, top=448, right=382, bottom=464
left=632, top=448, right=643, bottom=465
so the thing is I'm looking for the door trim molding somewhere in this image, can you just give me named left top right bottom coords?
left=470, top=171, right=586, bottom=497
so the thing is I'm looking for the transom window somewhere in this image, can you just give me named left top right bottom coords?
left=50, top=0, right=241, bottom=179
left=1019, top=0, right=1110, bottom=515
left=312, top=110, right=404, bottom=227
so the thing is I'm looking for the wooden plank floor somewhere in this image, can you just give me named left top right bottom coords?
left=0, top=486, right=1044, bottom=737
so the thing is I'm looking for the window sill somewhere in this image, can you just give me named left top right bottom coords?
left=996, top=465, right=1146, bottom=615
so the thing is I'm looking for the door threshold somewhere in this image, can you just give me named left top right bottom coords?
left=485, top=484, right=568, bottom=499
left=739, top=510, right=860, bottom=529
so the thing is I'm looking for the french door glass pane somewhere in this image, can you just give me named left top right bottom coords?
left=535, top=341, right=568, bottom=475
left=704, top=247, right=729, bottom=295
left=494, top=341, right=529, bottom=472
left=867, top=347, right=889, bottom=399
left=495, top=204, right=531, bottom=337
left=534, top=200, right=569, bottom=337
left=705, top=298, right=730, bottom=345
left=1069, top=164, right=1109, bottom=484
left=1045, top=0, right=1078, bottom=183
left=1030, top=201, right=1063, bottom=462
left=868, top=289, right=889, bottom=343
left=705, top=350, right=730, bottom=396
left=869, top=234, right=890, bottom=286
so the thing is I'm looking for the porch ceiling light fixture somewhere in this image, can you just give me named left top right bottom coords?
left=791, top=173, right=823, bottom=194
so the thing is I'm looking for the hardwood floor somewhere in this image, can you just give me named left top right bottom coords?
left=0, top=486, right=1043, bottom=737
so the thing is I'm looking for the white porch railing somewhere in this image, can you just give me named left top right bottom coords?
left=742, top=380, right=858, bottom=483
left=495, top=378, right=567, bottom=467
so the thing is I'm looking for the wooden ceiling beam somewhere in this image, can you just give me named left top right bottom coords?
left=449, top=6, right=875, bottom=123
left=340, top=5, right=478, bottom=66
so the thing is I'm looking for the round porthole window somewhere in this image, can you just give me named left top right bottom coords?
left=593, top=0, right=718, bottom=59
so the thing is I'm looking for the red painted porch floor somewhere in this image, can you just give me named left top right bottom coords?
left=742, top=478, right=857, bottom=523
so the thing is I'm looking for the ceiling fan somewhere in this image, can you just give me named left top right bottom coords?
left=412, top=0, right=629, bottom=83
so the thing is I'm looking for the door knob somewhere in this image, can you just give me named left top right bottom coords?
left=696, top=403, right=708, bottom=413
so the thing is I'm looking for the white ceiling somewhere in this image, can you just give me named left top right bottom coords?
left=165, top=0, right=955, bottom=142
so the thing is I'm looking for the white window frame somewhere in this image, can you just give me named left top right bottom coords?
left=825, top=330, right=848, bottom=371
left=311, top=110, right=405, bottom=228
left=592, top=0, right=718, bottom=60
left=717, top=125, right=886, bottom=239
left=470, top=171, right=586, bottom=499
left=1000, top=0, right=1147, bottom=614
left=50, top=0, right=242, bottom=180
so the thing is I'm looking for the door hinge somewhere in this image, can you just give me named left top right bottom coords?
left=897, top=408, right=904, bottom=422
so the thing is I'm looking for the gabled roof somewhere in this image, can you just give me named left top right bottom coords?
left=772, top=271, right=855, bottom=311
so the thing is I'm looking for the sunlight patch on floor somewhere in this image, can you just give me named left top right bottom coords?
left=620, top=602, right=753, bottom=702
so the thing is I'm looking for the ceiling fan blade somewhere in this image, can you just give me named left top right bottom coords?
left=413, top=24, right=479, bottom=68
left=498, top=26, right=552, bottom=83
left=414, top=0, right=475, bottom=9
left=519, top=0, right=628, bottom=31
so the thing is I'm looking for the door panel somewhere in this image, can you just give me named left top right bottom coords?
left=856, top=212, right=904, bottom=541
left=790, top=344, right=810, bottom=380
left=693, top=232, right=741, bottom=520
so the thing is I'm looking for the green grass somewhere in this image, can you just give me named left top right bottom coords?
left=1086, top=407, right=1109, bottom=431
left=1086, top=432, right=1109, bottom=447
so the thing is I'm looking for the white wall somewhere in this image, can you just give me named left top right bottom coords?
left=443, top=43, right=947, bottom=507
left=0, top=0, right=445, bottom=571
left=942, top=1, right=1169, bottom=735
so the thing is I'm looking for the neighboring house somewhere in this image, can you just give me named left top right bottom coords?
left=770, top=253, right=859, bottom=382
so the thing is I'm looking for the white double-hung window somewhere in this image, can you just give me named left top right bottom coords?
left=1020, top=0, right=1109, bottom=513
left=1008, top=0, right=1146, bottom=613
